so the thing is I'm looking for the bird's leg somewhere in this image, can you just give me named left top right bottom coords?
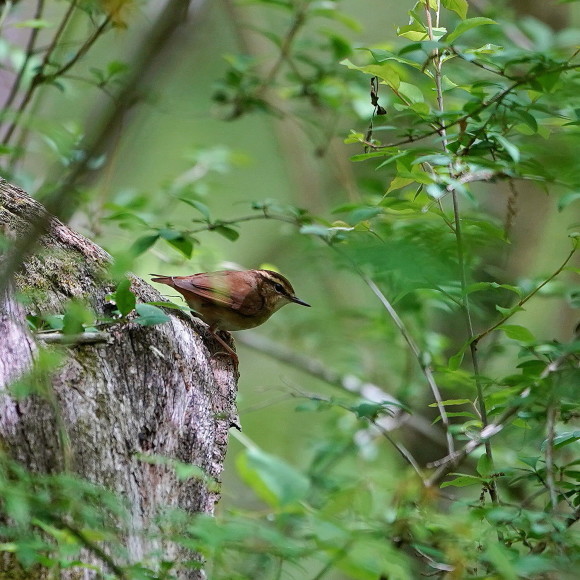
left=207, top=325, right=239, bottom=366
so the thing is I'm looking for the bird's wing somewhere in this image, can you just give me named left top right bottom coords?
left=175, top=271, right=264, bottom=316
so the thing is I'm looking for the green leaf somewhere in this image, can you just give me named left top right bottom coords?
left=130, top=234, right=159, bottom=256
left=236, top=447, right=309, bottom=508
left=397, top=81, right=425, bottom=104
left=350, top=151, right=391, bottom=162
left=300, top=224, right=331, bottom=237
left=387, top=176, right=416, bottom=193
left=113, top=279, right=136, bottom=317
left=465, top=282, right=522, bottom=297
left=180, top=198, right=212, bottom=220
left=397, top=23, right=428, bottom=42
left=495, top=134, right=520, bottom=162
left=485, top=542, right=518, bottom=580
left=344, top=131, right=365, bottom=144
left=45, top=315, right=64, bottom=331
left=558, top=192, right=580, bottom=211
left=106, top=60, right=129, bottom=77
left=340, top=59, right=400, bottom=89
left=158, top=229, right=195, bottom=257
left=62, top=302, right=93, bottom=335
left=519, top=456, right=539, bottom=469
left=499, top=324, right=535, bottom=343
left=158, top=228, right=182, bottom=241
left=515, top=110, right=538, bottom=133
left=448, top=341, right=470, bottom=370
left=442, top=0, right=468, bottom=19
left=541, top=431, right=580, bottom=451
left=213, top=225, right=240, bottom=242
left=476, top=454, right=493, bottom=477
left=441, top=474, right=482, bottom=488
left=367, top=48, right=424, bottom=71
left=167, top=235, right=194, bottom=258
left=446, top=17, right=496, bottom=43
left=465, top=43, right=504, bottom=56
left=495, top=304, right=524, bottom=316
left=350, top=400, right=409, bottom=419
left=135, top=304, right=171, bottom=326
left=428, top=399, right=471, bottom=407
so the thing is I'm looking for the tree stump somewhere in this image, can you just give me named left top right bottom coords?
left=0, top=178, right=238, bottom=579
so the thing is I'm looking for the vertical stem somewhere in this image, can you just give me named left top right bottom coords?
left=1, top=0, right=45, bottom=114
left=2, top=0, right=80, bottom=146
left=425, top=0, right=499, bottom=501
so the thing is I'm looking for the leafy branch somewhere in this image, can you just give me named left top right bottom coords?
left=473, top=242, right=578, bottom=345
left=2, top=3, right=112, bottom=146
left=361, top=61, right=580, bottom=152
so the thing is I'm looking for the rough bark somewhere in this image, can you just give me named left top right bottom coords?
left=0, top=178, right=238, bottom=579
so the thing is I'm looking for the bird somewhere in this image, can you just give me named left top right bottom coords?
left=151, top=269, right=310, bottom=364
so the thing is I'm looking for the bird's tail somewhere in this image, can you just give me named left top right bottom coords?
left=150, top=274, right=174, bottom=285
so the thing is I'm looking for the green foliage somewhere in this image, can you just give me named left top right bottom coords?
left=0, top=453, right=129, bottom=574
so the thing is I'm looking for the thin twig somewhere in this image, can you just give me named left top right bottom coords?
left=426, top=345, right=578, bottom=486
left=4, top=11, right=111, bottom=147
left=370, top=418, right=426, bottom=482
left=2, top=0, right=80, bottom=145
left=35, top=331, right=111, bottom=345
left=504, top=180, right=519, bottom=237
left=362, top=276, right=455, bottom=456
left=50, top=15, right=111, bottom=79
left=257, top=1, right=309, bottom=92
left=474, top=244, right=578, bottom=344
left=236, top=331, right=447, bottom=444
left=310, top=541, right=352, bottom=580
left=364, top=63, right=580, bottom=151
left=184, top=212, right=300, bottom=235
left=0, top=0, right=194, bottom=297
left=286, top=387, right=426, bottom=483
left=425, top=391, right=528, bottom=486
left=50, top=517, right=128, bottom=579
left=545, top=402, right=558, bottom=510
left=1, top=0, right=46, bottom=114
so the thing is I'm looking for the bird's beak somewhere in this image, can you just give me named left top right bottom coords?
left=292, top=296, right=311, bottom=307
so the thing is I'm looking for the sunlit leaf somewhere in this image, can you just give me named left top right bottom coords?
left=498, top=325, right=535, bottom=343
left=441, top=474, right=482, bottom=488
left=447, top=17, right=496, bottom=43
left=442, top=0, right=468, bottom=19
left=341, top=59, right=400, bottom=89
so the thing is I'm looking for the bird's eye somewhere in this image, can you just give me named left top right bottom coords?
left=274, top=283, right=285, bottom=293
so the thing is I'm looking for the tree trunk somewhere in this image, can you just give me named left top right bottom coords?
left=0, top=178, right=238, bottom=579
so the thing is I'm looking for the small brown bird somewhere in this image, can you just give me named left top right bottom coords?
left=151, top=269, right=310, bottom=363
